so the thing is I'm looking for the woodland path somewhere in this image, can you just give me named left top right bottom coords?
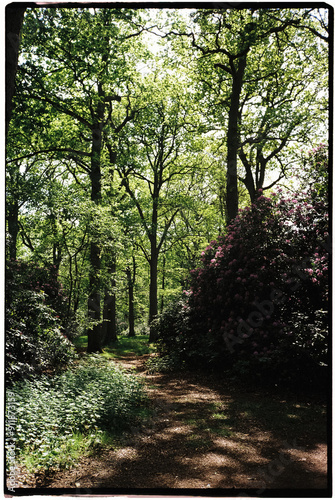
left=35, top=354, right=327, bottom=493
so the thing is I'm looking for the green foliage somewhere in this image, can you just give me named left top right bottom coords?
left=153, top=298, right=195, bottom=366
left=6, top=260, right=76, bottom=383
left=145, top=353, right=183, bottom=374
left=8, top=356, right=147, bottom=472
left=155, top=148, right=329, bottom=386
left=7, top=259, right=69, bottom=318
left=187, top=8, right=328, bottom=209
left=6, top=7, right=329, bottom=357
left=298, top=143, right=329, bottom=200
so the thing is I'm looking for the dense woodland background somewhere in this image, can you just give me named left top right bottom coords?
left=6, top=6, right=329, bottom=384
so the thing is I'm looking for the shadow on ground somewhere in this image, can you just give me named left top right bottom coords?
left=41, top=356, right=329, bottom=493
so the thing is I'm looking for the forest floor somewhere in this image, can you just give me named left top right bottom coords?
left=20, top=353, right=328, bottom=494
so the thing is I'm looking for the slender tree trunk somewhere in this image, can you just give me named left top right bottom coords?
left=160, top=253, right=166, bottom=314
left=148, top=241, right=159, bottom=342
left=149, top=248, right=158, bottom=322
left=87, top=84, right=104, bottom=353
left=102, top=257, right=117, bottom=345
left=128, top=283, right=135, bottom=337
left=6, top=7, right=26, bottom=140
left=87, top=241, right=102, bottom=353
left=226, top=53, right=248, bottom=224
left=52, top=242, right=62, bottom=272
left=50, top=213, right=62, bottom=272
left=148, top=190, right=159, bottom=342
left=126, top=258, right=136, bottom=337
left=7, top=199, right=19, bottom=261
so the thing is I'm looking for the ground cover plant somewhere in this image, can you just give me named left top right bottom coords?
left=7, top=355, right=148, bottom=473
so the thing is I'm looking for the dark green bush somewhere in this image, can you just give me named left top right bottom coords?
left=6, top=260, right=69, bottom=321
left=155, top=147, right=329, bottom=386
left=145, top=353, right=184, bottom=373
left=154, top=298, right=216, bottom=369
left=6, top=261, right=76, bottom=383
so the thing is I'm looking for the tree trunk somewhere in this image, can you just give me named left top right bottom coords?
left=7, top=199, right=19, bottom=261
left=102, top=257, right=117, bottom=345
left=226, top=53, right=248, bottom=225
left=126, top=261, right=136, bottom=337
left=6, top=7, right=26, bottom=140
left=160, top=253, right=166, bottom=314
left=87, top=84, right=104, bottom=353
left=148, top=242, right=159, bottom=342
left=52, top=242, right=62, bottom=272
left=87, top=241, right=102, bottom=353
left=238, top=142, right=257, bottom=202
left=128, top=282, right=135, bottom=337
left=148, top=189, right=159, bottom=342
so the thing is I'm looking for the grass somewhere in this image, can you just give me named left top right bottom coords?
left=73, top=334, right=156, bottom=358
left=73, top=334, right=88, bottom=350
left=102, top=335, right=156, bottom=359
left=186, top=434, right=212, bottom=450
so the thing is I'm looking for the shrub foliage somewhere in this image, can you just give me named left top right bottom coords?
left=156, top=146, right=329, bottom=385
left=6, top=260, right=75, bottom=382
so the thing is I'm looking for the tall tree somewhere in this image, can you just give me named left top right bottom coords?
left=14, top=7, right=146, bottom=351
left=116, top=75, right=205, bottom=339
left=170, top=8, right=328, bottom=222
left=125, top=256, right=136, bottom=337
left=5, top=5, right=26, bottom=139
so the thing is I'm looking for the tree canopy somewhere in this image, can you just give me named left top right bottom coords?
left=6, top=5, right=329, bottom=362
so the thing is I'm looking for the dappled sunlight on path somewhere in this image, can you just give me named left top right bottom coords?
left=44, top=354, right=328, bottom=492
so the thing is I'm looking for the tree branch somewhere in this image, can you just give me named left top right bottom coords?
left=263, top=173, right=286, bottom=191
left=18, top=220, right=35, bottom=252
left=28, top=92, right=92, bottom=128
left=118, top=173, right=150, bottom=237
left=158, top=209, right=179, bottom=253
left=134, top=240, right=150, bottom=264
left=214, top=62, right=232, bottom=75
left=7, top=148, right=91, bottom=165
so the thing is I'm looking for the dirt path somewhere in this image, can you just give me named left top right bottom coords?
left=37, top=355, right=328, bottom=493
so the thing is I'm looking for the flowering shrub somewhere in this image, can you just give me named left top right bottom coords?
left=6, top=261, right=76, bottom=383
left=157, top=148, right=329, bottom=386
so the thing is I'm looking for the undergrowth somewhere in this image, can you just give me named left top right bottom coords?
left=7, top=355, right=148, bottom=473
left=145, top=354, right=184, bottom=373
